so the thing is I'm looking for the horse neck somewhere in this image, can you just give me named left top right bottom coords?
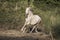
left=28, top=11, right=33, bottom=17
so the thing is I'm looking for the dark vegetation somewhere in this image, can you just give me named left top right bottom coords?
left=0, top=0, right=60, bottom=40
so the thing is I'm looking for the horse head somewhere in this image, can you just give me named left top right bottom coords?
left=26, top=7, right=31, bottom=14
left=25, top=7, right=33, bottom=18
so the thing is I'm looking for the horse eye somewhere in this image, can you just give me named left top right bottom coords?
left=25, top=14, right=28, bottom=18
left=27, top=13, right=29, bottom=15
left=26, top=13, right=28, bottom=15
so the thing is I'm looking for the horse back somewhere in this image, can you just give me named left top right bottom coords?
left=30, top=15, right=41, bottom=25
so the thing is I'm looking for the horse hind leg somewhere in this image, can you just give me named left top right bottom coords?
left=35, top=26, right=38, bottom=33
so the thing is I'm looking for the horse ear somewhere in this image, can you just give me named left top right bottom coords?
left=26, top=7, right=33, bottom=12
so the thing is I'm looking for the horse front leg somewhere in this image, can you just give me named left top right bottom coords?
left=21, top=23, right=26, bottom=33
left=30, top=25, right=36, bottom=33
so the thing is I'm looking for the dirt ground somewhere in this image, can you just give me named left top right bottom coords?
left=0, top=29, right=52, bottom=40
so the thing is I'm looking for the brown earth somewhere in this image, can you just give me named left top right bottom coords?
left=0, top=29, right=52, bottom=40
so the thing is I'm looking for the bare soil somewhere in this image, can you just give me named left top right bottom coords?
left=0, top=29, right=52, bottom=40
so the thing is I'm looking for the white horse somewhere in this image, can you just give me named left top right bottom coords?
left=21, top=7, right=42, bottom=33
